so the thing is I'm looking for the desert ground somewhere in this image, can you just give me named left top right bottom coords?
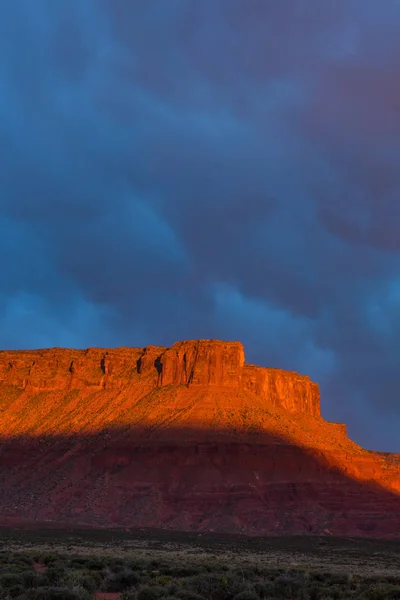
left=1, top=527, right=400, bottom=599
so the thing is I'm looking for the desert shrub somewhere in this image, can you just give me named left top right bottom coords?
left=20, top=570, right=41, bottom=588
left=329, top=583, right=348, bottom=600
left=268, top=572, right=307, bottom=599
left=35, top=575, right=51, bottom=588
left=362, top=584, right=400, bottom=600
left=176, top=591, right=206, bottom=600
left=185, top=574, right=224, bottom=598
left=64, top=571, right=99, bottom=593
left=79, top=574, right=100, bottom=592
left=41, top=554, right=60, bottom=566
left=85, top=558, right=106, bottom=571
left=126, top=562, right=145, bottom=574
left=9, top=584, right=25, bottom=599
left=46, top=560, right=68, bottom=572
left=309, top=572, right=325, bottom=583
left=0, top=574, right=24, bottom=590
left=300, top=583, right=348, bottom=600
left=163, top=566, right=203, bottom=578
left=244, top=567, right=264, bottom=578
left=184, top=573, right=249, bottom=600
left=305, top=585, right=327, bottom=600
left=328, top=573, right=350, bottom=586
left=383, top=576, right=400, bottom=586
left=201, top=563, right=220, bottom=574
left=136, top=585, right=164, bottom=600
left=15, top=556, right=32, bottom=566
left=224, top=576, right=254, bottom=599
left=45, top=567, right=66, bottom=585
left=1, top=559, right=28, bottom=573
left=309, top=571, right=350, bottom=589
left=232, top=591, right=259, bottom=600
left=155, top=575, right=172, bottom=585
left=103, top=568, right=141, bottom=592
left=109, top=560, right=126, bottom=572
left=366, top=575, right=400, bottom=586
left=253, top=581, right=277, bottom=598
left=69, top=558, right=89, bottom=570
left=162, top=582, right=181, bottom=597
left=17, top=587, right=91, bottom=600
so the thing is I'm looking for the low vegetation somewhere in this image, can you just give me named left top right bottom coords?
left=0, top=529, right=400, bottom=600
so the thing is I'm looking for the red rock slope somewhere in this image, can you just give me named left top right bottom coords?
left=0, top=340, right=399, bottom=537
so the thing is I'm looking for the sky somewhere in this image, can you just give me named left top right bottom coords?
left=1, top=1, right=400, bottom=451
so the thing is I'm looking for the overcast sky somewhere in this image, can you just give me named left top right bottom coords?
left=1, top=1, right=400, bottom=451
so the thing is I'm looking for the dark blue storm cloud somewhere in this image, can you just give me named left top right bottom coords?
left=1, top=0, right=400, bottom=450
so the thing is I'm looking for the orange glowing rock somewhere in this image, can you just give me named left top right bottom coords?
left=0, top=339, right=399, bottom=537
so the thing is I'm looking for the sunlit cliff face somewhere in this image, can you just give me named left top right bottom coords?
left=0, top=340, right=399, bottom=536
left=0, top=339, right=321, bottom=437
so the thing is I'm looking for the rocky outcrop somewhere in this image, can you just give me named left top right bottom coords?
left=241, top=364, right=320, bottom=417
left=0, top=339, right=399, bottom=537
left=157, top=340, right=245, bottom=387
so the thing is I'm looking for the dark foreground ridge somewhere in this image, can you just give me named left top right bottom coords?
left=0, top=339, right=399, bottom=537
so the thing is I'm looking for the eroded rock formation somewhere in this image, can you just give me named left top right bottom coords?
left=0, top=339, right=399, bottom=537
left=158, top=340, right=245, bottom=387
left=0, top=340, right=320, bottom=418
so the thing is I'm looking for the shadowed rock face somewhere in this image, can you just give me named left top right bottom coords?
left=0, top=339, right=399, bottom=537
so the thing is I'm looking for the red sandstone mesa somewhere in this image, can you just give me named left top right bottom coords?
left=0, top=339, right=399, bottom=537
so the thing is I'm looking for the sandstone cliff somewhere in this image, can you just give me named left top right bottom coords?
left=0, top=340, right=320, bottom=430
left=0, top=339, right=399, bottom=537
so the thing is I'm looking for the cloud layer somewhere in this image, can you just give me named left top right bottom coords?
left=1, top=0, right=400, bottom=450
